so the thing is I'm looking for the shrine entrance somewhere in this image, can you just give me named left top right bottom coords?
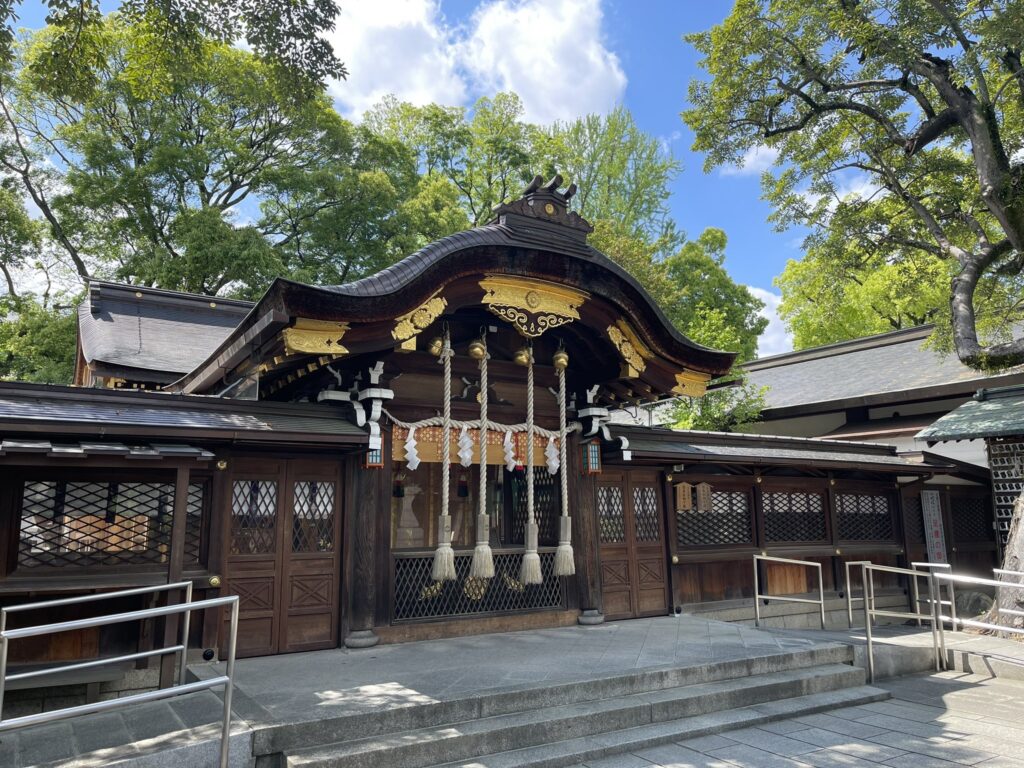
left=596, top=469, right=670, bottom=620
left=223, top=458, right=342, bottom=657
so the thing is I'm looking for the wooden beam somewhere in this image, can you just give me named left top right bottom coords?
left=160, top=466, right=189, bottom=687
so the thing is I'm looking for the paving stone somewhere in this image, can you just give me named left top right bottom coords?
left=855, top=713, right=968, bottom=740
left=706, top=743, right=815, bottom=767
left=790, top=713, right=889, bottom=739
left=677, top=734, right=740, bottom=751
left=582, top=754, right=657, bottom=768
left=798, top=748, right=894, bottom=768
left=722, top=728, right=823, bottom=757
left=882, top=753, right=965, bottom=768
left=633, top=744, right=721, bottom=767
left=868, top=732, right=995, bottom=765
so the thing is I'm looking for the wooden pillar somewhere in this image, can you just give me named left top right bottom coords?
left=201, top=454, right=229, bottom=655
left=343, top=451, right=385, bottom=648
left=569, top=432, right=603, bottom=624
left=160, top=465, right=189, bottom=687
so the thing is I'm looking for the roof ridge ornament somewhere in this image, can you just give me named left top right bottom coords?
left=488, top=173, right=594, bottom=238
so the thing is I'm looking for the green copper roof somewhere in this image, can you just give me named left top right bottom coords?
left=917, top=384, right=1024, bottom=442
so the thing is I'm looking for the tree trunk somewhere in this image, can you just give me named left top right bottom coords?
left=987, top=492, right=1024, bottom=631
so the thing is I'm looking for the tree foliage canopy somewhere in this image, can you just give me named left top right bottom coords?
left=686, top=0, right=1024, bottom=369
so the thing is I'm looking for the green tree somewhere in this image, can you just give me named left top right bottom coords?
left=685, top=0, right=1024, bottom=369
left=0, top=184, right=42, bottom=295
left=0, top=0, right=345, bottom=99
left=1, top=18, right=417, bottom=296
left=0, top=293, right=77, bottom=382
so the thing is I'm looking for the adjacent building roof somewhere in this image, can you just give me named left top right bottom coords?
left=745, top=325, right=1024, bottom=417
left=0, top=382, right=367, bottom=446
left=0, top=440, right=214, bottom=461
left=917, top=384, right=1024, bottom=443
left=610, top=425, right=949, bottom=474
left=76, top=281, right=253, bottom=384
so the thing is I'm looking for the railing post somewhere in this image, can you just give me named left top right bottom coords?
left=753, top=556, right=761, bottom=628
left=928, top=573, right=942, bottom=671
left=911, top=568, right=922, bottom=627
left=178, top=581, right=194, bottom=687
left=219, top=599, right=238, bottom=768
left=862, top=563, right=875, bottom=683
left=817, top=563, right=826, bottom=630
left=0, top=610, right=8, bottom=723
left=935, top=575, right=947, bottom=669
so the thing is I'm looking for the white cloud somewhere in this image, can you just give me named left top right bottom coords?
left=721, top=145, right=780, bottom=177
left=460, top=0, right=627, bottom=124
left=326, top=0, right=467, bottom=119
left=325, top=0, right=626, bottom=124
left=747, top=286, right=793, bottom=358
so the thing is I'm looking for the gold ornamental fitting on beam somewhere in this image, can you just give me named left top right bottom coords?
left=606, top=319, right=652, bottom=378
left=479, top=275, right=588, bottom=338
left=282, top=318, right=350, bottom=356
left=393, top=293, right=448, bottom=351
left=671, top=370, right=711, bottom=398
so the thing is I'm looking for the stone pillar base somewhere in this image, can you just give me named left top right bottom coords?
left=577, top=610, right=604, bottom=626
left=344, top=629, right=380, bottom=648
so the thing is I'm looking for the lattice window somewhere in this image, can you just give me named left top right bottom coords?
left=837, top=492, right=894, bottom=541
left=231, top=480, right=278, bottom=555
left=393, top=551, right=565, bottom=621
left=763, top=491, right=826, bottom=542
left=632, top=486, right=661, bottom=542
left=951, top=497, right=993, bottom=543
left=509, top=469, right=559, bottom=546
left=292, top=481, right=335, bottom=553
left=597, top=485, right=625, bottom=544
left=677, top=489, right=752, bottom=547
left=989, top=440, right=1023, bottom=546
left=903, top=495, right=925, bottom=544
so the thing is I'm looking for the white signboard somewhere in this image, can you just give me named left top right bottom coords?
left=920, top=490, right=947, bottom=564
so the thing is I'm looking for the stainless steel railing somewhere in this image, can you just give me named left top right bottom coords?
left=753, top=555, right=826, bottom=629
left=0, top=583, right=239, bottom=768
left=843, top=559, right=872, bottom=628
left=860, top=562, right=943, bottom=683
left=933, top=571, right=1024, bottom=671
left=911, top=562, right=952, bottom=627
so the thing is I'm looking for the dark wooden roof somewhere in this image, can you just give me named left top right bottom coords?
left=173, top=177, right=736, bottom=395
left=76, top=281, right=253, bottom=384
left=0, top=382, right=367, bottom=447
left=745, top=325, right=1024, bottom=418
left=610, top=425, right=951, bottom=474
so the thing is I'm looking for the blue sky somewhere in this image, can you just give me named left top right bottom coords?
left=13, top=0, right=796, bottom=354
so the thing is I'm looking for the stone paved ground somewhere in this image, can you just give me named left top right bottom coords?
left=568, top=670, right=1024, bottom=768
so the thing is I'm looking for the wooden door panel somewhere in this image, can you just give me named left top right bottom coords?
left=598, top=471, right=669, bottom=621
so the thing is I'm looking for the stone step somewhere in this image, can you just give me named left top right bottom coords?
left=283, top=663, right=870, bottom=768
left=429, top=686, right=890, bottom=768
left=254, top=643, right=854, bottom=756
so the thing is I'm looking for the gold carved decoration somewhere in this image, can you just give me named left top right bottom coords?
left=606, top=319, right=652, bottom=378
left=672, top=370, right=711, bottom=398
left=479, top=275, right=588, bottom=338
left=392, top=293, right=448, bottom=351
left=281, top=318, right=350, bottom=356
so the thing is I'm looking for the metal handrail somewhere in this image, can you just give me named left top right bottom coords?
left=752, top=555, right=826, bottom=629
left=994, top=568, right=1024, bottom=581
left=932, top=572, right=1024, bottom=671
left=843, top=560, right=872, bottom=627
left=911, top=562, right=952, bottom=627
left=1, top=581, right=194, bottom=687
left=861, top=562, right=941, bottom=683
left=0, top=591, right=239, bottom=768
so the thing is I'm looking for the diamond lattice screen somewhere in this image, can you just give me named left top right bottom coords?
left=18, top=480, right=206, bottom=568
left=989, top=440, right=1022, bottom=547
left=393, top=551, right=565, bottom=621
left=903, top=495, right=925, bottom=544
left=597, top=485, right=625, bottom=544
left=677, top=488, right=753, bottom=547
left=230, top=480, right=278, bottom=555
left=763, top=491, right=827, bottom=542
left=836, top=493, right=894, bottom=541
left=632, top=486, right=661, bottom=542
left=510, top=469, right=559, bottom=546
left=292, top=481, right=336, bottom=553
left=950, top=497, right=993, bottom=542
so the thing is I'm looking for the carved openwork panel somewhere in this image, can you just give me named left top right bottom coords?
left=292, top=481, right=336, bottom=553
left=230, top=480, right=278, bottom=555
left=677, top=487, right=753, bottom=547
left=632, top=485, right=661, bottom=542
left=597, top=485, right=626, bottom=544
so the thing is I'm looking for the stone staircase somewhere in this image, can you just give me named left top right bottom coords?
left=254, top=644, right=888, bottom=768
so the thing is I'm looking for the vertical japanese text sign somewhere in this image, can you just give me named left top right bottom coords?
left=920, top=490, right=947, bottom=564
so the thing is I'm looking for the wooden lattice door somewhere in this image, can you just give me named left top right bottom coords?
left=223, top=459, right=342, bottom=657
left=597, top=469, right=669, bottom=620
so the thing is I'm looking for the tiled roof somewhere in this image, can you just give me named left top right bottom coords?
left=745, top=326, right=1024, bottom=414
left=917, top=384, right=1024, bottom=442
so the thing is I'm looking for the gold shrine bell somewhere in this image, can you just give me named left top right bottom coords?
left=513, top=347, right=531, bottom=367
left=552, top=349, right=569, bottom=371
left=468, top=339, right=487, bottom=360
